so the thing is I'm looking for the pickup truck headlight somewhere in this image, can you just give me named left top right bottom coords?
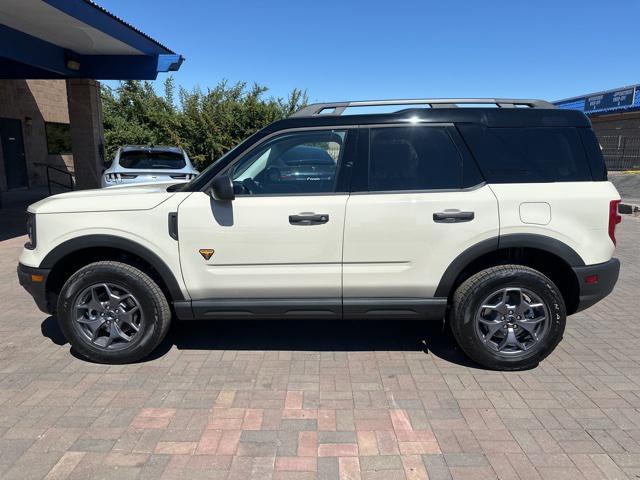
left=25, top=213, right=36, bottom=250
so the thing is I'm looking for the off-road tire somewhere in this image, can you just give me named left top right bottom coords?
left=450, top=265, right=566, bottom=371
left=57, top=261, right=171, bottom=364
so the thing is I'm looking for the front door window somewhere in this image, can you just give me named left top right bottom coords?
left=230, top=130, right=346, bottom=195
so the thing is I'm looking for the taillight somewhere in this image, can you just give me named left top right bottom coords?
left=104, top=173, right=136, bottom=183
left=608, top=200, right=622, bottom=245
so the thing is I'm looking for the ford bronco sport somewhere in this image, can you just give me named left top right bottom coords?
left=18, top=98, right=621, bottom=370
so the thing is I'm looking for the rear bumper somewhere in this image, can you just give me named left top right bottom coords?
left=572, top=258, right=620, bottom=313
left=17, top=263, right=52, bottom=314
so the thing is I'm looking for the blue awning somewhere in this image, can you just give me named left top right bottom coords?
left=555, top=84, right=640, bottom=116
left=0, top=0, right=183, bottom=80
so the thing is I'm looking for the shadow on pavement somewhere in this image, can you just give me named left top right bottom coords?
left=40, top=316, right=67, bottom=345
left=41, top=315, right=482, bottom=368
left=0, top=209, right=27, bottom=241
left=0, top=186, right=55, bottom=242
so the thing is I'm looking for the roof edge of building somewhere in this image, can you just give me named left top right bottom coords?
left=555, top=83, right=639, bottom=105
left=82, top=0, right=175, bottom=55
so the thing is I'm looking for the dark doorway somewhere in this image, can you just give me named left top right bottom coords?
left=0, top=118, right=28, bottom=189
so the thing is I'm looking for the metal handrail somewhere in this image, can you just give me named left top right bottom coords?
left=34, top=162, right=74, bottom=195
left=291, top=98, right=557, bottom=117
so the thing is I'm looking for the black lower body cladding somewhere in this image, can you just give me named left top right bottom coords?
left=17, top=263, right=51, bottom=314
left=572, top=258, right=620, bottom=313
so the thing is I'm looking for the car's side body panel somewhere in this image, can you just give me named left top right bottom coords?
left=19, top=192, right=192, bottom=300
left=489, top=181, right=619, bottom=265
left=177, top=192, right=349, bottom=300
left=342, top=185, right=500, bottom=298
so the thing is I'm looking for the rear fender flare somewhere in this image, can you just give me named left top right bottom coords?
left=434, top=234, right=584, bottom=297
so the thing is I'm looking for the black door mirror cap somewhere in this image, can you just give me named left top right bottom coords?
left=209, top=173, right=235, bottom=201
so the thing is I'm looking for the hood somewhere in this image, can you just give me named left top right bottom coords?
left=29, top=182, right=177, bottom=214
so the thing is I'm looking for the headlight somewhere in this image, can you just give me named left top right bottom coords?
left=25, top=213, right=36, bottom=250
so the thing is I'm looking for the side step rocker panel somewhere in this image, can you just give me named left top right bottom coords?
left=173, top=298, right=448, bottom=321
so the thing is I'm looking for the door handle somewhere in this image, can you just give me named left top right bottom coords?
left=289, top=213, right=329, bottom=225
left=433, top=210, right=475, bottom=223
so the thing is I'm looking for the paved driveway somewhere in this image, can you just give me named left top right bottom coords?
left=1, top=215, right=639, bottom=480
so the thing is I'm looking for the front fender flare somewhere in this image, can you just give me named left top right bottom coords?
left=40, top=234, right=186, bottom=302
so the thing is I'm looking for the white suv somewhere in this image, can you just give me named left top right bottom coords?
left=18, top=99, right=621, bottom=370
left=101, top=145, right=198, bottom=188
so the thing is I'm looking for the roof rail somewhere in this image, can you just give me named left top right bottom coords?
left=290, top=98, right=556, bottom=117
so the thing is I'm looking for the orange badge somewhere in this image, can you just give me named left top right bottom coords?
left=199, top=249, right=215, bottom=260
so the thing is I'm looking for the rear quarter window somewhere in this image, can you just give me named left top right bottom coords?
left=578, top=129, right=607, bottom=181
left=458, top=125, right=594, bottom=183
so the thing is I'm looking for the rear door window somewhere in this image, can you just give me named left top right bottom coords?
left=368, top=126, right=462, bottom=191
left=458, top=125, right=593, bottom=183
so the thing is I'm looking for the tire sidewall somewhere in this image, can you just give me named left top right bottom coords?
left=57, top=264, right=164, bottom=363
left=455, top=268, right=566, bottom=370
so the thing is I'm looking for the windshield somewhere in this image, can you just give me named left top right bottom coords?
left=119, top=151, right=186, bottom=170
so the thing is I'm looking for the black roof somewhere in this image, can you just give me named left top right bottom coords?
left=266, top=108, right=591, bottom=133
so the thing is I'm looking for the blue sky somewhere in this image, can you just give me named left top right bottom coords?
left=99, top=0, right=640, bottom=103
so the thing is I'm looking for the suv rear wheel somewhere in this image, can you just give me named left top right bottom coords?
left=451, top=265, right=566, bottom=371
left=57, top=261, right=171, bottom=364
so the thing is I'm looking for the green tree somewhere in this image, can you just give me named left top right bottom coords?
left=101, top=78, right=308, bottom=169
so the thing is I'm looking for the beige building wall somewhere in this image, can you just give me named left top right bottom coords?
left=0, top=79, right=73, bottom=191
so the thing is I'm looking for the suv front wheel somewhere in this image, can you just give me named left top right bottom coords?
left=451, top=265, right=566, bottom=371
left=57, top=261, right=171, bottom=364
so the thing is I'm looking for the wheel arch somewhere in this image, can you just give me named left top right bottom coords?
left=436, top=234, right=584, bottom=314
left=41, top=235, right=186, bottom=305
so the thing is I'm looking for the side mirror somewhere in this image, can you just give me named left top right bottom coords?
left=209, top=173, right=235, bottom=201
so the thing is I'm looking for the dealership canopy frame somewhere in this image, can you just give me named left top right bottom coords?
left=0, top=0, right=184, bottom=80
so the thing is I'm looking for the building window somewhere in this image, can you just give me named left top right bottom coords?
left=45, top=122, right=72, bottom=155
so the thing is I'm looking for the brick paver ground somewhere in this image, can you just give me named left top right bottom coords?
left=1, top=213, right=639, bottom=479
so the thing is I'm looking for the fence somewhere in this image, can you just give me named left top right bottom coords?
left=598, top=135, right=640, bottom=171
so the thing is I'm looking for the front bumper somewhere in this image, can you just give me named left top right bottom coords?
left=572, top=258, right=620, bottom=313
left=17, top=263, right=52, bottom=314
